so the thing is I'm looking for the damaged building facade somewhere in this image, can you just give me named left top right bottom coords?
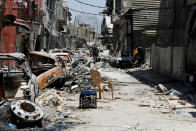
left=69, top=24, right=97, bottom=49
left=0, top=0, right=71, bottom=54
left=103, top=0, right=132, bottom=53
left=104, top=0, right=196, bottom=81
left=56, top=0, right=71, bottom=49
left=101, top=16, right=113, bottom=49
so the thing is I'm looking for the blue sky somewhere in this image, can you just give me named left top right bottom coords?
left=67, top=0, right=106, bottom=32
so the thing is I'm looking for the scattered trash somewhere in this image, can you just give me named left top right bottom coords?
left=176, top=110, right=185, bottom=115
left=158, top=84, right=168, bottom=93
left=122, top=125, right=132, bottom=129
left=7, top=123, right=16, bottom=129
left=1, top=47, right=195, bottom=131
left=177, top=100, right=186, bottom=105
left=169, top=96, right=180, bottom=100
left=56, top=123, right=68, bottom=129
left=44, top=116, right=51, bottom=121
left=138, top=103, right=151, bottom=107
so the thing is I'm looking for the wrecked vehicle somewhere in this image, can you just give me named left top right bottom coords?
left=109, top=51, right=133, bottom=68
left=0, top=53, right=39, bottom=102
left=29, top=51, right=56, bottom=76
left=37, top=63, right=66, bottom=89
left=29, top=51, right=67, bottom=89
left=0, top=53, right=43, bottom=129
left=49, top=52, right=73, bottom=80
left=49, top=49, right=73, bottom=67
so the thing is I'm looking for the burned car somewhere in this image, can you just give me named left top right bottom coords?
left=0, top=53, right=43, bottom=128
left=49, top=51, right=73, bottom=79
left=49, top=52, right=72, bottom=65
left=49, top=48, right=73, bottom=65
left=29, top=51, right=56, bottom=76
left=0, top=53, right=39, bottom=102
left=29, top=51, right=66, bottom=89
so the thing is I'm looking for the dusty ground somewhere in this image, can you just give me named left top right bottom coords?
left=35, top=67, right=196, bottom=131
left=64, top=68, right=196, bottom=131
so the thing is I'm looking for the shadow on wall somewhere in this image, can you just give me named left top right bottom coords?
left=186, top=6, right=196, bottom=73
left=152, top=0, right=186, bottom=80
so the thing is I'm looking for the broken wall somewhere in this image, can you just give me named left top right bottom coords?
left=144, top=48, right=151, bottom=66
left=152, top=45, right=185, bottom=80
left=113, top=24, right=120, bottom=52
left=151, top=0, right=187, bottom=80
left=185, top=2, right=196, bottom=74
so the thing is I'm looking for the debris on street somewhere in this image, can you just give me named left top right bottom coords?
left=1, top=0, right=196, bottom=130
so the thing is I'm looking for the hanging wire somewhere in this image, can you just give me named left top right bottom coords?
left=72, top=0, right=106, bottom=8
left=56, top=3, right=103, bottom=16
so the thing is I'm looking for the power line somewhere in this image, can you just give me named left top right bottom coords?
left=72, top=0, right=106, bottom=8
left=56, top=3, right=103, bottom=16
left=69, top=8, right=101, bottom=16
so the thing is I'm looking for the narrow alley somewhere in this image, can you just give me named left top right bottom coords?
left=1, top=0, right=196, bottom=131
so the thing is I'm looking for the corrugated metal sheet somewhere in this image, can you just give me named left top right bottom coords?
left=132, top=0, right=179, bottom=47
left=132, top=0, right=176, bottom=31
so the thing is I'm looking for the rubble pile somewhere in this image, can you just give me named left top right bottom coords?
left=31, top=50, right=115, bottom=129
left=36, top=89, right=65, bottom=113
left=63, top=60, right=93, bottom=93
left=34, top=88, right=80, bottom=129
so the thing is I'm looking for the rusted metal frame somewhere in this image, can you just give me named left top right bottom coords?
left=37, top=66, right=64, bottom=89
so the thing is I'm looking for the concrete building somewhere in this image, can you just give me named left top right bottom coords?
left=37, top=0, right=58, bottom=51
left=0, top=0, right=71, bottom=53
left=104, top=0, right=196, bottom=81
left=1, top=0, right=22, bottom=53
left=55, top=0, right=71, bottom=48
left=0, top=0, right=46, bottom=53
left=69, top=24, right=96, bottom=45
left=105, top=0, right=132, bottom=53
left=101, top=16, right=113, bottom=48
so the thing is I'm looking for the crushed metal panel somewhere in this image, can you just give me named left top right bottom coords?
left=29, top=51, right=52, bottom=59
left=49, top=52, right=72, bottom=64
left=0, top=53, right=26, bottom=61
left=37, top=66, right=65, bottom=89
left=29, top=51, right=56, bottom=76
